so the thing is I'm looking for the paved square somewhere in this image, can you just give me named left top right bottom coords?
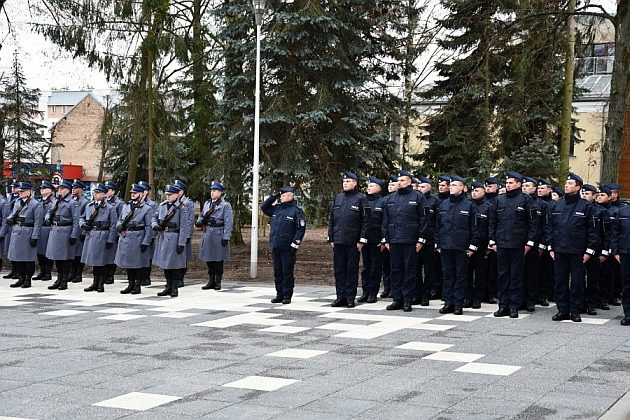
left=0, top=275, right=628, bottom=419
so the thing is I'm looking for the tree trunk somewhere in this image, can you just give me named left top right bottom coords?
left=146, top=13, right=156, bottom=193
left=601, top=1, right=630, bottom=183
left=559, top=0, right=576, bottom=176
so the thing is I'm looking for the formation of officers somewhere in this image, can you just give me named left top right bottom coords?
left=0, top=178, right=233, bottom=299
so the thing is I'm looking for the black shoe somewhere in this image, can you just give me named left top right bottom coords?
left=621, top=317, right=630, bottom=326
left=84, top=281, right=98, bottom=292
left=58, top=273, right=69, bottom=290
left=3, top=271, right=14, bottom=279
left=552, top=312, right=571, bottom=321
left=486, top=297, right=497, bottom=304
left=9, top=277, right=25, bottom=288
left=201, top=280, right=215, bottom=290
left=421, top=298, right=430, bottom=306
left=386, top=301, right=404, bottom=311
left=271, top=297, right=283, bottom=304
left=430, top=292, right=441, bottom=300
left=282, top=298, right=291, bottom=305
left=453, top=306, right=463, bottom=315
left=357, top=295, right=368, bottom=303
left=571, top=313, right=582, bottom=323
left=331, top=298, right=348, bottom=307
left=509, top=309, right=519, bottom=318
left=33, top=271, right=45, bottom=280
left=610, top=297, right=621, bottom=306
left=494, top=308, right=510, bottom=317
left=48, top=278, right=61, bottom=290
left=403, top=302, right=412, bottom=312
left=72, top=273, right=83, bottom=283
left=539, top=298, right=549, bottom=307
left=104, top=276, right=114, bottom=285
left=526, top=304, right=535, bottom=312
left=346, top=300, right=356, bottom=308
left=380, top=289, right=391, bottom=298
left=131, top=285, right=141, bottom=295
left=411, top=297, right=422, bottom=305
left=20, top=277, right=32, bottom=288
left=471, top=299, right=481, bottom=309
left=462, top=299, right=472, bottom=308
left=214, top=274, right=222, bottom=291
left=96, top=276, right=105, bottom=293
left=120, top=284, right=134, bottom=294
left=439, top=304, right=455, bottom=314
left=600, top=303, right=610, bottom=310
left=587, top=307, right=598, bottom=316
left=366, top=295, right=377, bottom=303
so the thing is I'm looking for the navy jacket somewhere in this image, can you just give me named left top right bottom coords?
left=545, top=193, right=598, bottom=255
left=489, top=189, right=537, bottom=249
left=611, top=205, right=630, bottom=255
left=423, top=192, right=439, bottom=244
left=364, top=193, right=385, bottom=244
left=472, top=198, right=491, bottom=246
left=527, top=193, right=547, bottom=248
left=599, top=203, right=619, bottom=256
left=435, top=194, right=480, bottom=252
left=382, top=185, right=429, bottom=244
left=262, top=196, right=306, bottom=251
left=327, top=189, right=369, bottom=245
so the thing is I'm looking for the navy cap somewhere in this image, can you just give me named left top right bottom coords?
left=398, top=170, right=413, bottom=179
left=484, top=176, right=498, bottom=185
left=567, top=172, right=583, bottom=185
left=72, top=179, right=85, bottom=189
left=411, top=177, right=420, bottom=184
left=92, top=183, right=108, bottom=193
left=505, top=171, right=524, bottom=182
left=599, top=185, right=612, bottom=195
left=367, top=176, right=385, bottom=189
left=471, top=181, right=485, bottom=190
left=17, top=182, right=32, bottom=191
left=130, top=183, right=145, bottom=193
left=523, top=176, right=538, bottom=186
left=419, top=176, right=432, bottom=185
left=58, top=180, right=73, bottom=190
left=279, top=186, right=294, bottom=194
left=165, top=184, right=182, bottom=194
left=438, top=175, right=451, bottom=183
left=603, top=182, right=621, bottom=190
left=389, top=175, right=399, bottom=183
left=210, top=181, right=225, bottom=192
left=343, top=171, right=358, bottom=181
left=39, top=181, right=56, bottom=190
left=104, top=181, right=119, bottom=191
left=583, top=184, right=597, bottom=193
left=552, top=186, right=565, bottom=197
left=138, top=181, right=151, bottom=191
left=450, top=175, right=467, bottom=184
left=10, top=179, right=20, bottom=188
left=174, top=179, right=188, bottom=191
left=538, top=178, right=551, bottom=186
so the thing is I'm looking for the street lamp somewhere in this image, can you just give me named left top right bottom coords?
left=250, top=0, right=266, bottom=278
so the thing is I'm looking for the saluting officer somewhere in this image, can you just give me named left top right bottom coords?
left=546, top=173, right=598, bottom=323
left=1, top=180, right=21, bottom=279
left=46, top=180, right=80, bottom=291
left=489, top=171, right=537, bottom=319
left=610, top=197, right=630, bottom=326
left=435, top=176, right=480, bottom=315
left=596, top=186, right=619, bottom=310
left=7, top=182, right=43, bottom=289
left=380, top=175, right=399, bottom=298
left=81, top=184, right=117, bottom=293
left=138, top=180, right=158, bottom=286
left=197, top=182, right=233, bottom=291
left=173, top=180, right=194, bottom=287
left=33, top=181, right=56, bottom=282
left=115, top=183, right=154, bottom=295
left=327, top=172, right=368, bottom=308
left=414, top=176, right=439, bottom=306
left=358, top=176, right=385, bottom=304
left=467, top=181, right=491, bottom=309
left=69, top=180, right=89, bottom=283
left=104, top=181, right=123, bottom=285
left=262, top=186, right=306, bottom=304
left=152, top=184, right=191, bottom=298
left=382, top=170, right=429, bottom=312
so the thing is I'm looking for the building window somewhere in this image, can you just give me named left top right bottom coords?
left=51, top=105, right=56, bottom=114
left=577, top=43, right=615, bottom=75
left=62, top=105, right=69, bottom=114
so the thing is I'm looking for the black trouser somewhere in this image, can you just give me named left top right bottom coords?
left=272, top=247, right=296, bottom=299
left=523, top=249, right=540, bottom=306
left=440, top=249, right=468, bottom=307
left=206, top=261, right=224, bottom=275
left=497, top=248, right=525, bottom=310
left=431, top=254, right=443, bottom=297
left=486, top=250, right=498, bottom=299
left=538, top=250, right=554, bottom=301
left=37, top=254, right=52, bottom=272
left=389, top=243, right=418, bottom=304
left=467, top=248, right=488, bottom=301
left=15, top=261, right=35, bottom=277
left=360, top=243, right=382, bottom=297
left=619, top=255, right=630, bottom=317
left=554, top=252, right=585, bottom=314
left=585, top=256, right=601, bottom=308
left=55, top=260, right=72, bottom=275
left=381, top=247, right=391, bottom=292
left=333, top=244, right=360, bottom=301
left=415, top=243, right=438, bottom=300
left=600, top=257, right=617, bottom=304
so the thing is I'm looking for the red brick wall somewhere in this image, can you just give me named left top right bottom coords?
left=619, top=96, right=630, bottom=196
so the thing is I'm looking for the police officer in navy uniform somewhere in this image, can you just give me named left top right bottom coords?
left=581, top=184, right=604, bottom=315
left=1, top=180, right=21, bottom=279
left=138, top=181, right=158, bottom=286
left=466, top=181, right=491, bottom=309
left=551, top=186, right=564, bottom=201
left=380, top=176, right=399, bottom=298
left=115, top=183, right=154, bottom=294
left=46, top=180, right=80, bottom=291
left=610, top=198, right=630, bottom=325
left=81, top=184, right=118, bottom=293
left=602, top=182, right=624, bottom=305
left=382, top=170, right=429, bottom=312
left=546, top=173, right=598, bottom=322
left=173, top=179, right=195, bottom=287
left=489, top=171, right=537, bottom=318
left=537, top=178, right=554, bottom=306
left=358, top=176, right=385, bottom=304
left=152, top=184, right=191, bottom=298
left=414, top=176, right=439, bottom=306
left=521, top=176, right=545, bottom=312
left=328, top=172, right=369, bottom=308
left=69, top=180, right=89, bottom=283
left=33, top=181, right=56, bottom=281
left=104, top=181, right=123, bottom=285
left=605, top=183, right=624, bottom=208
left=596, top=185, right=619, bottom=310
left=261, top=186, right=306, bottom=304
left=435, top=176, right=480, bottom=315
left=483, top=177, right=499, bottom=304
left=197, top=181, right=234, bottom=291
left=7, top=182, right=43, bottom=289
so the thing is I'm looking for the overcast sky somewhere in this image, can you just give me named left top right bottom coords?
left=0, top=0, right=619, bottom=94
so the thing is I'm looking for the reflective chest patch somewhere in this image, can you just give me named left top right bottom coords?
left=408, top=201, right=417, bottom=205
left=459, top=210, right=469, bottom=215
left=286, top=216, right=294, bottom=221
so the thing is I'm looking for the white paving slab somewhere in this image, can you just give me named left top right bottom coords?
left=455, top=362, right=522, bottom=376
left=316, top=322, right=366, bottom=331
left=266, top=349, right=328, bottom=359
left=396, top=341, right=455, bottom=352
left=437, top=314, right=483, bottom=322
left=98, top=314, right=147, bottom=321
left=484, top=313, right=530, bottom=319
left=152, top=312, right=199, bottom=319
left=191, top=312, right=294, bottom=328
left=258, top=326, right=311, bottom=334
left=39, top=309, right=90, bottom=316
left=93, top=391, right=181, bottom=410
left=423, top=351, right=485, bottom=363
left=561, top=317, right=609, bottom=325
left=96, top=308, right=140, bottom=314
left=222, top=375, right=299, bottom=391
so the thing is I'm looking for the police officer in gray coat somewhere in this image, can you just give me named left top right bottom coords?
left=152, top=184, right=192, bottom=297
left=33, top=181, right=56, bottom=281
left=174, top=179, right=194, bottom=287
left=69, top=180, right=89, bottom=283
left=1, top=180, right=20, bottom=279
left=46, top=180, right=80, bottom=291
left=115, top=183, right=154, bottom=294
left=0, top=187, right=7, bottom=273
left=197, top=181, right=233, bottom=291
left=104, top=181, right=124, bottom=284
left=137, top=181, right=158, bottom=286
left=81, top=184, right=118, bottom=293
left=7, top=182, right=43, bottom=289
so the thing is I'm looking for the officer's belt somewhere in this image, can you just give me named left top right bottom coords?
left=93, top=226, right=111, bottom=231
left=126, top=226, right=146, bottom=231
left=164, top=227, right=180, bottom=233
left=52, top=221, right=73, bottom=227
left=16, top=221, right=34, bottom=227
left=205, top=223, right=224, bottom=227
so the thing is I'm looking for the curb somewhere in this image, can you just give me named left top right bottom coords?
left=601, top=390, right=630, bottom=420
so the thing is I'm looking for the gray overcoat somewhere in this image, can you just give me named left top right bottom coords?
left=183, top=197, right=195, bottom=260
left=37, top=195, right=54, bottom=255
left=0, top=195, right=7, bottom=256
left=45, top=194, right=80, bottom=261
left=198, top=199, right=233, bottom=262
left=152, top=199, right=191, bottom=270
left=0, top=194, right=19, bottom=256
left=7, top=197, right=43, bottom=262
left=114, top=201, right=154, bottom=269
left=74, top=195, right=89, bottom=257
left=80, top=201, right=118, bottom=266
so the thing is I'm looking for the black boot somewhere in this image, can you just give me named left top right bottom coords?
left=41, top=260, right=53, bottom=281
left=21, top=275, right=32, bottom=289
left=170, top=273, right=179, bottom=298
left=140, top=266, right=151, bottom=286
left=58, top=272, right=69, bottom=290
left=48, top=271, right=63, bottom=290
left=97, top=272, right=105, bottom=293
left=120, top=272, right=134, bottom=294
left=202, top=274, right=216, bottom=290
left=157, top=273, right=172, bottom=296
left=3, top=262, right=16, bottom=279
left=72, top=263, right=84, bottom=283
left=214, top=274, right=222, bottom=291
left=33, top=256, right=46, bottom=280
left=10, top=275, right=25, bottom=288
left=131, top=272, right=141, bottom=294
left=66, top=261, right=77, bottom=282
left=177, top=268, right=185, bottom=288
left=84, top=275, right=98, bottom=292
left=105, top=265, right=115, bottom=284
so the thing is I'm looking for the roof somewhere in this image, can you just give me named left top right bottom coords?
left=47, top=90, right=121, bottom=107
left=576, top=74, right=611, bottom=99
left=49, top=93, right=105, bottom=131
